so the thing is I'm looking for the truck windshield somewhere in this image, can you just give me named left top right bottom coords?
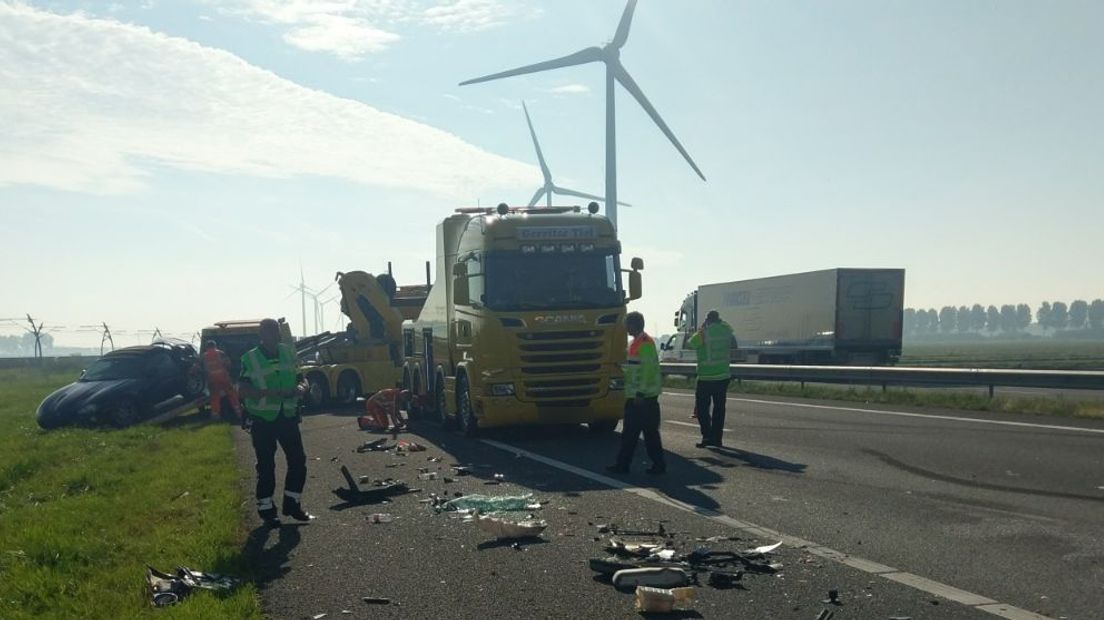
left=482, top=251, right=623, bottom=311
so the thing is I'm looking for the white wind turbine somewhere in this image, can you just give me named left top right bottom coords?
left=522, top=101, right=630, bottom=209
left=460, top=0, right=704, bottom=228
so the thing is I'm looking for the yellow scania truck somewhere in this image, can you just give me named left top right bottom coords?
left=403, top=203, right=643, bottom=436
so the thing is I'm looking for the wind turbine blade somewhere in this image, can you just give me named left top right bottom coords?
left=611, top=0, right=638, bottom=49
left=554, top=186, right=633, bottom=208
left=522, top=101, right=552, bottom=183
left=613, top=62, right=706, bottom=181
left=459, top=47, right=603, bottom=86
left=316, top=282, right=334, bottom=296
left=528, top=187, right=547, bottom=207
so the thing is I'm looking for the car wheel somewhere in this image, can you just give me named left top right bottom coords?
left=108, top=399, right=142, bottom=428
left=305, top=373, right=329, bottom=410
left=336, top=372, right=360, bottom=406
left=184, top=366, right=204, bottom=398
left=456, top=374, right=477, bottom=437
left=588, top=419, right=618, bottom=434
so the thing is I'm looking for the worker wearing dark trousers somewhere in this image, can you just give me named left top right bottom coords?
left=239, top=318, right=312, bottom=526
left=690, top=309, right=735, bottom=447
left=608, top=311, right=666, bottom=475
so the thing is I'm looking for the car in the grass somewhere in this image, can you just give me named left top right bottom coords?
left=36, top=341, right=204, bottom=429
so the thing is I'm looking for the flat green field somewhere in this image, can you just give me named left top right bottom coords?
left=900, top=340, right=1104, bottom=370
left=0, top=368, right=260, bottom=619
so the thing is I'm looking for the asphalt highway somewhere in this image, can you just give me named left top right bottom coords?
left=235, top=392, right=1103, bottom=619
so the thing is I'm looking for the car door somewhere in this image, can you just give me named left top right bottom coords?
left=146, top=352, right=180, bottom=405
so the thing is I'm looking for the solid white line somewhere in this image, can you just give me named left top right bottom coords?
left=666, top=420, right=732, bottom=433
left=480, top=438, right=1055, bottom=620
left=662, top=392, right=1104, bottom=435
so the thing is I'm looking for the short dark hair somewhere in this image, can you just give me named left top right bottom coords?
left=626, top=311, right=645, bottom=330
left=706, top=309, right=720, bottom=322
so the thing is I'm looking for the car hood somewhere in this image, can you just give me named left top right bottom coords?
left=36, top=378, right=142, bottom=429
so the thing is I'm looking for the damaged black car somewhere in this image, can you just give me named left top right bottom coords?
left=36, top=341, right=204, bottom=429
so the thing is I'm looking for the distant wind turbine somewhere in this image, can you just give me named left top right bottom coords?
left=522, top=101, right=630, bottom=208
left=460, top=0, right=704, bottom=228
left=287, top=264, right=311, bottom=337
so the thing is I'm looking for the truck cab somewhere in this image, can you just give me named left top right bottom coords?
left=404, top=203, right=643, bottom=436
left=199, top=318, right=294, bottom=377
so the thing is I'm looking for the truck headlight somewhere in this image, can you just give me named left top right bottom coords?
left=608, top=378, right=625, bottom=391
left=489, top=383, right=516, bottom=397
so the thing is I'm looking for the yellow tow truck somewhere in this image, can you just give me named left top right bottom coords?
left=403, top=203, right=643, bottom=436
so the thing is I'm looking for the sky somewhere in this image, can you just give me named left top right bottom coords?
left=1, top=0, right=1102, bottom=348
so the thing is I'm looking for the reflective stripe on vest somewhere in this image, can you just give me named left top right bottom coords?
left=695, top=322, right=733, bottom=381
left=241, top=343, right=298, bottom=421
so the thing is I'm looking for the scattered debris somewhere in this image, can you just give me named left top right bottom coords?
left=477, top=514, right=548, bottom=539
left=451, top=466, right=470, bottom=476
left=146, top=565, right=240, bottom=607
left=396, top=440, right=426, bottom=452
left=815, top=610, right=835, bottom=620
left=362, top=597, right=390, bottom=605
left=332, top=466, right=410, bottom=506
left=367, top=513, right=394, bottom=524
left=707, top=570, right=744, bottom=588
left=312, top=614, right=327, bottom=620
left=634, top=586, right=695, bottom=613
left=613, top=567, right=691, bottom=589
left=443, top=493, right=534, bottom=512
left=748, top=541, right=783, bottom=555
left=356, top=438, right=391, bottom=453
left=417, top=472, right=438, bottom=481
left=823, top=588, right=840, bottom=605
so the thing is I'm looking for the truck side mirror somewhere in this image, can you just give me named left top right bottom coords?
left=630, top=257, right=644, bottom=271
left=452, top=262, right=470, bottom=306
left=627, top=270, right=642, bottom=302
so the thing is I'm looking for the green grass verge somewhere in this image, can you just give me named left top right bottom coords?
left=900, top=340, right=1104, bottom=370
left=664, top=376, right=1104, bottom=420
left=0, top=368, right=261, bottom=620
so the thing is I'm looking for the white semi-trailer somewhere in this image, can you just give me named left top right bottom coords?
left=664, top=268, right=905, bottom=365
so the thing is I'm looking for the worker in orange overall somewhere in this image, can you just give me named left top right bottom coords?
left=358, top=388, right=410, bottom=432
left=202, top=341, right=242, bottom=421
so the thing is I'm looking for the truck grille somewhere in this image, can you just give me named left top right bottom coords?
left=515, top=329, right=607, bottom=404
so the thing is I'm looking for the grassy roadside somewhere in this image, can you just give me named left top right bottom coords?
left=0, top=368, right=261, bottom=619
left=664, top=376, right=1104, bottom=420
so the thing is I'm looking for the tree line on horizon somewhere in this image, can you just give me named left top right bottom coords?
left=904, top=299, right=1104, bottom=336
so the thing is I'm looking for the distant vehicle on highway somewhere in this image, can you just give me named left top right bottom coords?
left=668, top=268, right=905, bottom=365
left=36, top=341, right=203, bottom=429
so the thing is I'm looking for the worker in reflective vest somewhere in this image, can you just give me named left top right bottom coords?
left=238, top=318, right=311, bottom=526
left=608, top=311, right=666, bottom=475
left=689, top=309, right=735, bottom=447
left=358, top=387, right=410, bottom=431
left=202, top=341, right=241, bottom=421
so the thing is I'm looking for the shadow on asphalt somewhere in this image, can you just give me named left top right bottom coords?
left=704, top=446, right=807, bottom=474
left=357, top=418, right=737, bottom=513
left=241, top=523, right=304, bottom=589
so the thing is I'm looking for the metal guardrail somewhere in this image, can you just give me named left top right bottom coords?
left=660, top=363, right=1104, bottom=396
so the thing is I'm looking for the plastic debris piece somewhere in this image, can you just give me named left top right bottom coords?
left=396, top=440, right=426, bottom=452
left=589, top=557, right=641, bottom=576
left=654, top=549, right=677, bottom=561
left=634, top=586, right=695, bottom=613
left=443, top=493, right=533, bottom=512
left=607, top=537, right=663, bottom=557
left=707, top=570, right=744, bottom=588
left=451, top=466, right=470, bottom=476
left=476, top=514, right=547, bottom=539
left=815, top=610, right=835, bottom=620
left=612, top=567, right=691, bottom=590
left=362, top=597, right=390, bottom=605
left=417, top=472, right=438, bottom=481
left=823, top=589, right=840, bottom=605
left=367, top=513, right=394, bottom=524
left=356, top=438, right=391, bottom=453
left=525, top=503, right=542, bottom=510
left=749, top=541, right=783, bottom=555
left=177, top=567, right=240, bottom=591
left=312, top=614, right=327, bottom=619
left=333, top=466, right=410, bottom=505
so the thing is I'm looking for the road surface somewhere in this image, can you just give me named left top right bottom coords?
left=235, top=392, right=1103, bottom=619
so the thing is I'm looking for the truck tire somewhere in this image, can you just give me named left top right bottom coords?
left=456, top=374, right=477, bottom=437
left=305, top=373, right=329, bottom=410
left=435, top=376, right=455, bottom=430
left=588, top=419, right=618, bottom=434
left=336, top=372, right=361, bottom=406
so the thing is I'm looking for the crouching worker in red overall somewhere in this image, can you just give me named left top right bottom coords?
left=358, top=388, right=410, bottom=432
left=203, top=341, right=242, bottom=421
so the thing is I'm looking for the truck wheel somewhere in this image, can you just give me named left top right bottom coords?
left=456, top=375, right=477, bottom=437
left=588, top=420, right=618, bottom=434
left=306, top=373, right=329, bottom=410
left=336, top=372, right=361, bottom=406
left=435, top=377, right=455, bottom=430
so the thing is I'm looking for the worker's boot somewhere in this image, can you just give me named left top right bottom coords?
left=258, top=508, right=280, bottom=527
left=282, top=496, right=315, bottom=522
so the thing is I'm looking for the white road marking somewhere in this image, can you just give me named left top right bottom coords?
left=666, top=420, right=732, bottom=433
left=662, top=392, right=1104, bottom=435
left=481, top=438, right=1056, bottom=620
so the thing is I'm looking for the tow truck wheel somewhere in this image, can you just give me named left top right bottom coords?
left=435, top=377, right=455, bottom=430
left=336, top=372, right=361, bottom=406
left=306, top=373, right=329, bottom=410
left=588, top=419, right=618, bottom=434
left=456, top=375, right=477, bottom=437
